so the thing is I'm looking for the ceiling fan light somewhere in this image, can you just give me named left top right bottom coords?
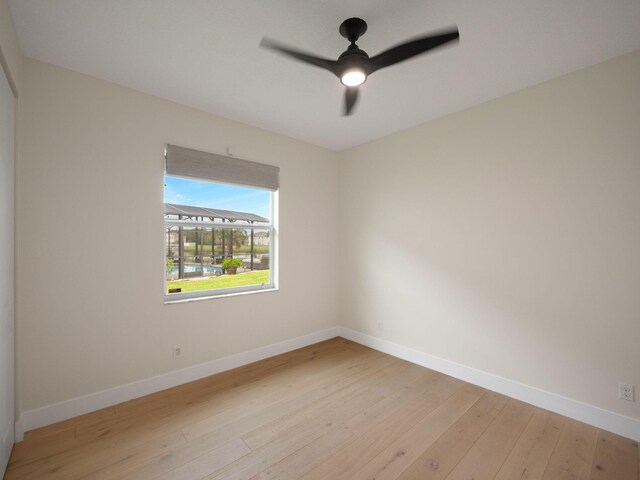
left=341, top=69, right=366, bottom=86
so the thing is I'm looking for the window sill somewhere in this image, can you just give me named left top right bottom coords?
left=164, top=285, right=278, bottom=304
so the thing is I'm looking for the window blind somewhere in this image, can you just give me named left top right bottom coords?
left=165, top=144, right=280, bottom=191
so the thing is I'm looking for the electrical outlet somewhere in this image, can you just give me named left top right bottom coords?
left=619, top=382, right=634, bottom=401
left=173, top=345, right=183, bottom=359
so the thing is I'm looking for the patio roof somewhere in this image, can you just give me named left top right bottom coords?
left=164, top=203, right=268, bottom=223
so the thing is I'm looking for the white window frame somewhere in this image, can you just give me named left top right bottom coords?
left=163, top=180, right=278, bottom=303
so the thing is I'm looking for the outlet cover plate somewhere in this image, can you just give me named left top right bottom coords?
left=619, top=382, right=635, bottom=401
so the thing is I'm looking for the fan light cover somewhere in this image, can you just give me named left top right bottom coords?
left=341, top=69, right=366, bottom=86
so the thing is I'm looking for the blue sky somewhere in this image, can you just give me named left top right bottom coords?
left=164, top=176, right=271, bottom=219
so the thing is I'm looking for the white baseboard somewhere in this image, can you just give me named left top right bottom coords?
left=14, top=325, right=640, bottom=444
left=337, top=327, right=640, bottom=442
left=14, top=326, right=341, bottom=442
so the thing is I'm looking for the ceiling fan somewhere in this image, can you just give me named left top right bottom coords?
left=260, top=18, right=460, bottom=116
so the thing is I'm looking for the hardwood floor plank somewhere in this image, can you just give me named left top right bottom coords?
left=250, top=423, right=354, bottom=480
left=344, top=369, right=444, bottom=437
left=202, top=417, right=342, bottom=480
left=7, top=339, right=362, bottom=471
left=588, top=429, right=638, bottom=480
left=103, top=426, right=259, bottom=480
left=541, top=417, right=599, bottom=480
left=20, top=406, right=116, bottom=445
left=249, top=369, right=444, bottom=480
left=300, top=376, right=465, bottom=480
left=8, top=424, right=77, bottom=465
left=151, top=438, right=251, bottom=480
left=4, top=429, right=186, bottom=480
left=200, top=365, right=423, bottom=480
left=181, top=349, right=393, bottom=442
left=5, top=339, right=635, bottom=480
left=8, top=407, right=117, bottom=465
left=396, top=390, right=509, bottom=480
left=493, top=409, right=564, bottom=480
left=347, top=387, right=481, bottom=480
left=104, top=356, right=392, bottom=479
left=7, top=342, right=369, bottom=479
left=106, top=339, right=361, bottom=426
left=76, top=341, right=365, bottom=443
left=444, top=398, right=536, bottom=480
left=116, top=358, right=405, bottom=480
left=83, top=430, right=191, bottom=480
left=240, top=361, right=422, bottom=450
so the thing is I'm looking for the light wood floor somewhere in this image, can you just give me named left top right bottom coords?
left=5, top=338, right=638, bottom=480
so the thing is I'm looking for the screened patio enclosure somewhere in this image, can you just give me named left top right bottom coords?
left=164, top=203, right=271, bottom=280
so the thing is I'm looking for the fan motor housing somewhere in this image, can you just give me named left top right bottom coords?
left=338, top=45, right=369, bottom=62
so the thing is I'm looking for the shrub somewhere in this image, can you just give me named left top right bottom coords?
left=222, top=257, right=242, bottom=270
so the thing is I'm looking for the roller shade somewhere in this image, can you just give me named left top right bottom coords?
left=165, top=144, right=280, bottom=191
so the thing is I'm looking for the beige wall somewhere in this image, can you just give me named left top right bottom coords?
left=17, top=58, right=340, bottom=412
left=339, top=50, right=640, bottom=420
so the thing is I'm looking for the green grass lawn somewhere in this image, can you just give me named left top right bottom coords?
left=166, top=270, right=270, bottom=293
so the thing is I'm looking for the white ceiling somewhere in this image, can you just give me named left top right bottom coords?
left=8, top=0, right=640, bottom=151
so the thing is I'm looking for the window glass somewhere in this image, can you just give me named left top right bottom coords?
left=164, top=176, right=275, bottom=300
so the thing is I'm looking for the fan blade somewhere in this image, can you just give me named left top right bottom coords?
left=343, top=87, right=359, bottom=116
left=367, top=28, right=459, bottom=74
left=260, top=37, right=339, bottom=76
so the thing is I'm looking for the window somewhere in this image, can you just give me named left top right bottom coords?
left=164, top=145, right=278, bottom=301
